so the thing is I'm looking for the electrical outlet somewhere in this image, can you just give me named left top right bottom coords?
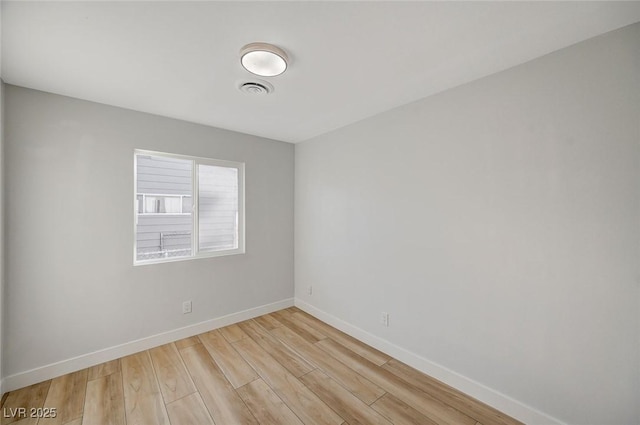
left=182, top=300, right=192, bottom=314
left=307, top=286, right=313, bottom=295
left=380, top=312, right=390, bottom=327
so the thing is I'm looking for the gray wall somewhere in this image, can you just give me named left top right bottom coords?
left=295, top=23, right=640, bottom=425
left=0, top=79, right=4, bottom=391
left=1, top=4, right=4, bottom=390
left=4, top=85, right=294, bottom=377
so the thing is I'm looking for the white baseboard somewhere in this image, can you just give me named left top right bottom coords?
left=2, top=298, right=294, bottom=393
left=294, top=298, right=565, bottom=425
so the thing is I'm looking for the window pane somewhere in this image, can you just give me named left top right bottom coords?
left=136, top=195, right=143, bottom=213
left=198, top=164, right=239, bottom=252
left=164, top=196, right=182, bottom=213
left=145, top=196, right=160, bottom=213
left=136, top=154, right=193, bottom=261
left=182, top=196, right=192, bottom=214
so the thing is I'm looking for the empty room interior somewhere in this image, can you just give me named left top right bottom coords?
left=0, top=1, right=639, bottom=425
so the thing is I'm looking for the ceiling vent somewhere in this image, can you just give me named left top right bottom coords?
left=238, top=80, right=274, bottom=95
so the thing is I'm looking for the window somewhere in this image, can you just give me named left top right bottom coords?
left=134, top=150, right=244, bottom=264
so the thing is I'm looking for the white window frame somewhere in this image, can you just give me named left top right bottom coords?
left=134, top=149, right=245, bottom=265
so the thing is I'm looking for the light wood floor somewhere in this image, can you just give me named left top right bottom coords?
left=1, top=307, right=523, bottom=425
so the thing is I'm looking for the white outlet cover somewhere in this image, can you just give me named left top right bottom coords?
left=183, top=301, right=192, bottom=314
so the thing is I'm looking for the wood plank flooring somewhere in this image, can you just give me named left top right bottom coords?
left=0, top=308, right=524, bottom=425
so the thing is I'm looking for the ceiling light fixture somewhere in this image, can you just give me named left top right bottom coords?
left=240, top=42, right=288, bottom=77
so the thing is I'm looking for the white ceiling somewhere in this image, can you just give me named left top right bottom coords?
left=2, top=1, right=640, bottom=143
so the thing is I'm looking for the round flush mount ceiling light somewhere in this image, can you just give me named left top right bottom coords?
left=240, top=42, right=288, bottom=77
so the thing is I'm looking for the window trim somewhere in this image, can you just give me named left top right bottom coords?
left=133, top=149, right=245, bottom=266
